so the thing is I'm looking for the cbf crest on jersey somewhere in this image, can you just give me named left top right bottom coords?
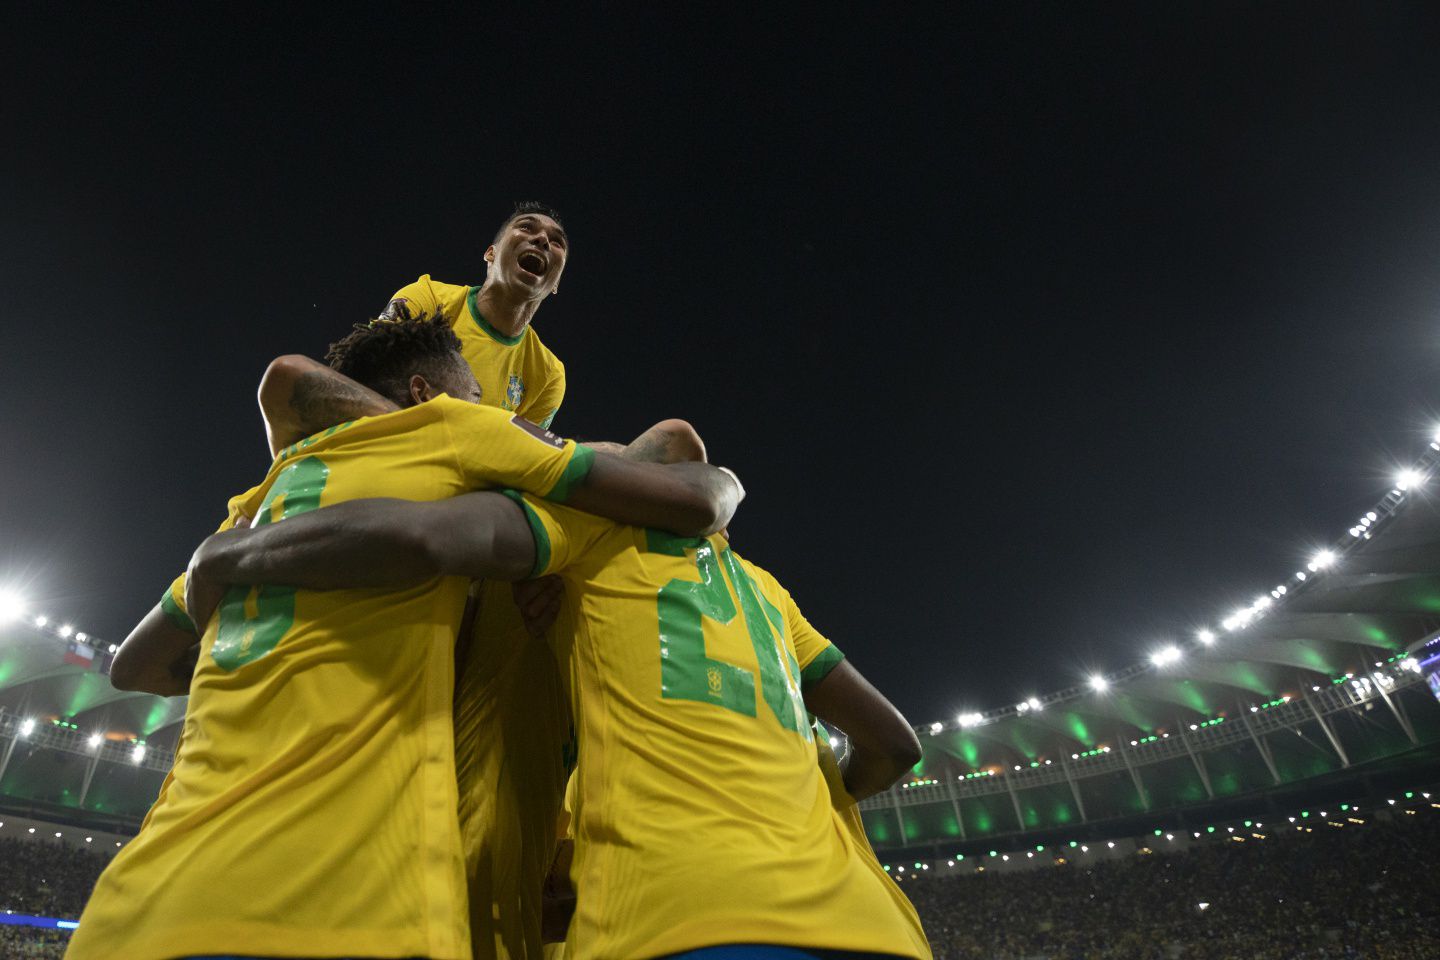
left=505, top=374, right=525, bottom=410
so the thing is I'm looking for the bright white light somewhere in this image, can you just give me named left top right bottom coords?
left=1151, top=646, right=1182, bottom=667
left=1197, top=629, right=1215, bottom=645
left=1296, top=571, right=1307, bottom=581
left=131, top=745, right=146, bottom=764
left=929, top=722, right=943, bottom=734
left=87, top=733, right=102, bottom=749
left=1026, top=697, right=1042, bottom=712
left=957, top=712, right=983, bottom=728
left=1198, top=902, right=1211, bottom=911
left=107, top=644, right=117, bottom=654
left=58, top=624, right=74, bottom=638
left=829, top=737, right=839, bottom=750
left=1401, top=658, right=1420, bottom=673
left=1254, top=595, right=1273, bottom=609
left=1396, top=469, right=1423, bottom=492
left=19, top=718, right=34, bottom=737
left=75, top=632, right=88, bottom=643
left=0, top=590, right=25, bottom=623
left=1367, top=511, right=1378, bottom=521
left=33, top=615, right=48, bottom=627
left=84, top=837, right=91, bottom=843
left=1107, top=841, right=1115, bottom=849
left=1309, top=550, right=1336, bottom=571
left=53, top=832, right=61, bottom=838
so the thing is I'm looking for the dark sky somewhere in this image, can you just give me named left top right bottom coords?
left=5, top=3, right=1440, bottom=726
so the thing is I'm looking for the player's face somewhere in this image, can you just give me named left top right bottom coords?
left=485, top=214, right=568, bottom=297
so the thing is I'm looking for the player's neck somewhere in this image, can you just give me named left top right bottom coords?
left=474, top=281, right=543, bottom=338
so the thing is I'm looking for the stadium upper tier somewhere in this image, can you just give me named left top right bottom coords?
left=856, top=450, right=1440, bottom=848
left=4, top=432, right=1440, bottom=844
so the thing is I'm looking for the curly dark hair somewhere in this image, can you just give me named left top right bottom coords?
left=324, top=314, right=466, bottom=407
left=492, top=200, right=566, bottom=247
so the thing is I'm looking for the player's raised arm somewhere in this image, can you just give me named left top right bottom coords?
left=258, top=354, right=398, bottom=456
left=803, top=662, right=923, bottom=801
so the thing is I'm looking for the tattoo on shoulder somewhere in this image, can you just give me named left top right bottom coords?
left=290, top=370, right=383, bottom=432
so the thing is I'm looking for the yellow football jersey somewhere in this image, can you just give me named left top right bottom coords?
left=384, top=274, right=565, bottom=428
left=455, top=578, right=575, bottom=960
left=508, top=496, right=934, bottom=960
left=68, top=398, right=592, bottom=960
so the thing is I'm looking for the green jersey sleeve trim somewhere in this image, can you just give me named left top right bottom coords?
left=466, top=286, right=527, bottom=346
left=159, top=587, right=197, bottom=636
left=501, top=490, right=551, bottom=578
left=545, top=444, right=595, bottom=503
left=800, top=645, right=846, bottom=690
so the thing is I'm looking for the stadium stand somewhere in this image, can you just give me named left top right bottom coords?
left=901, top=797, right=1440, bottom=959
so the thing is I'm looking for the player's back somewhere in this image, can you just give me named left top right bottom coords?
left=515, top=498, right=931, bottom=960
left=69, top=398, right=586, bottom=960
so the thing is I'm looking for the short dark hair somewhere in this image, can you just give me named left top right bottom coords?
left=325, top=314, right=465, bottom=407
left=492, top=200, right=566, bottom=247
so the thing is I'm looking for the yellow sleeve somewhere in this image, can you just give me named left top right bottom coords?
left=521, top=356, right=566, bottom=430
left=784, top=588, right=846, bottom=691
left=380, top=275, right=468, bottom=323
left=441, top=398, right=596, bottom=501
left=500, top=494, right=613, bottom=579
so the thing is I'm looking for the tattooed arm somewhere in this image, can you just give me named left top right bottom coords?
left=258, top=355, right=399, bottom=456
left=583, top=419, right=708, bottom=464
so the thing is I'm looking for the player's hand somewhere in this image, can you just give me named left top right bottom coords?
left=513, top=576, right=565, bottom=638
left=184, top=538, right=229, bottom=634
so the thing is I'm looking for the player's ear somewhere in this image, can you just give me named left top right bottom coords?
left=408, top=374, right=436, bottom=406
left=484, top=244, right=497, bottom=268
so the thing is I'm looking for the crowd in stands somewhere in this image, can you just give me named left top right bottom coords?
left=904, top=808, right=1440, bottom=959
left=1, top=809, right=1436, bottom=958
left=0, top=835, right=114, bottom=958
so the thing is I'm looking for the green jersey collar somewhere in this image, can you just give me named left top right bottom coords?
left=466, top=285, right=528, bottom=346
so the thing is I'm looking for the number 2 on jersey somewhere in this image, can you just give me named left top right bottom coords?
left=648, top=530, right=810, bottom=738
left=212, top=456, right=330, bottom=671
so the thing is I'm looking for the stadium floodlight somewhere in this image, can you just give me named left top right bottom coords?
left=957, top=712, right=983, bottom=728
left=19, top=718, right=35, bottom=737
left=1396, top=469, right=1424, bottom=492
left=1308, top=549, right=1336, bottom=571
left=87, top=733, right=102, bottom=749
left=1402, top=658, right=1420, bottom=673
left=131, top=744, right=146, bottom=764
left=85, top=837, right=92, bottom=843
left=58, top=624, right=74, bottom=638
left=929, top=722, right=942, bottom=734
left=1026, top=697, right=1042, bottom=712
left=828, top=737, right=838, bottom=750
left=75, top=632, right=88, bottom=643
left=1150, top=646, right=1182, bottom=668
left=1089, top=675, right=1108, bottom=693
left=0, top=590, right=25, bottom=623
left=34, top=615, right=48, bottom=627
left=1196, top=629, right=1215, bottom=645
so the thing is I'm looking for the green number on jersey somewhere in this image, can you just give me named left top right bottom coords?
left=212, top=456, right=330, bottom=671
left=647, top=530, right=810, bottom=738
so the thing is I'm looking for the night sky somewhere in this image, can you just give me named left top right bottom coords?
left=5, top=3, right=1440, bottom=727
